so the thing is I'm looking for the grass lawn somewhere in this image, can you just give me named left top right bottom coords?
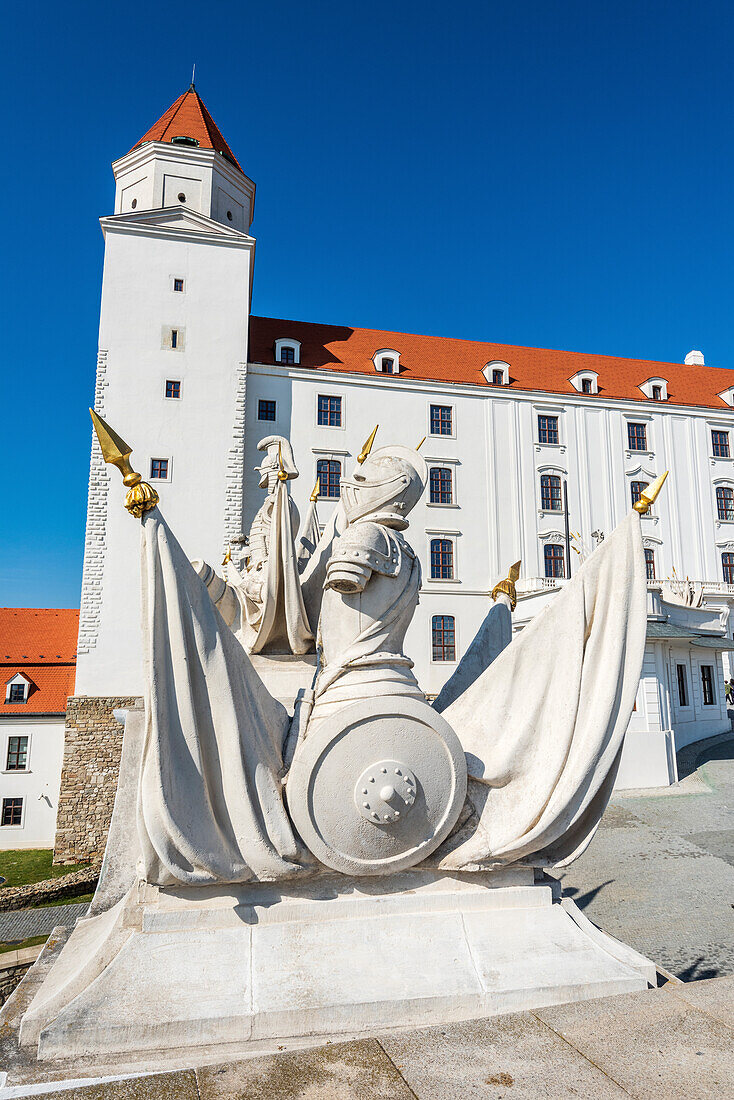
left=0, top=850, right=87, bottom=889
left=0, top=934, right=48, bottom=955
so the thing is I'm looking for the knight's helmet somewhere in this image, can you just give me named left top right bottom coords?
left=256, top=435, right=299, bottom=488
left=340, top=446, right=428, bottom=530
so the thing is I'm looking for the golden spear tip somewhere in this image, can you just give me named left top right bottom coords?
left=88, top=408, right=159, bottom=518
left=310, top=478, right=320, bottom=502
left=222, top=544, right=232, bottom=566
left=277, top=441, right=288, bottom=482
left=491, top=560, right=521, bottom=612
left=358, top=424, right=379, bottom=464
left=634, top=470, right=669, bottom=514
left=508, top=560, right=521, bottom=583
left=89, top=408, right=132, bottom=466
left=416, top=435, right=426, bottom=451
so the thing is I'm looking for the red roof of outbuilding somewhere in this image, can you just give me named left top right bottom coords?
left=249, top=316, right=734, bottom=411
left=1, top=609, right=78, bottom=715
left=130, top=86, right=244, bottom=174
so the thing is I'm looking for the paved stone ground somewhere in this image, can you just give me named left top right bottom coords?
left=555, top=732, right=734, bottom=980
left=0, top=978, right=731, bottom=1097
left=0, top=904, right=89, bottom=944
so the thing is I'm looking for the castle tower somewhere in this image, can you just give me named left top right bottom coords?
left=74, top=87, right=255, bottom=700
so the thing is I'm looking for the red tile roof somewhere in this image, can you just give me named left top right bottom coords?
left=130, top=87, right=244, bottom=174
left=249, top=316, right=734, bottom=411
left=1, top=609, right=78, bottom=715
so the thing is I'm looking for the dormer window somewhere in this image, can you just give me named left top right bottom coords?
left=372, top=349, right=400, bottom=374
left=171, top=135, right=200, bottom=147
left=640, top=377, right=668, bottom=401
left=275, top=338, right=301, bottom=365
left=569, top=371, right=599, bottom=395
left=5, top=675, right=30, bottom=704
left=482, top=361, right=509, bottom=386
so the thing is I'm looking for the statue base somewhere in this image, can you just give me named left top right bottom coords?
left=17, top=868, right=655, bottom=1066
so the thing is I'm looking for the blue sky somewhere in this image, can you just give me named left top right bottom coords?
left=2, top=0, right=734, bottom=607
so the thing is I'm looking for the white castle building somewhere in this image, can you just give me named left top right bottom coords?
left=74, top=85, right=734, bottom=805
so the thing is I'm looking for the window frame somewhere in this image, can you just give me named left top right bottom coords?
left=1, top=797, right=24, bottom=828
left=676, top=663, right=689, bottom=708
left=150, top=457, right=170, bottom=481
left=716, top=485, right=734, bottom=521
left=172, top=277, right=185, bottom=293
left=627, top=421, right=648, bottom=452
left=540, top=473, right=562, bottom=512
left=543, top=543, right=565, bottom=579
left=316, top=458, right=342, bottom=499
left=6, top=681, right=28, bottom=704
left=429, top=537, right=455, bottom=581
left=428, top=466, right=454, bottom=505
left=258, top=398, right=277, bottom=422
left=723, top=552, right=734, bottom=584
left=537, top=414, right=560, bottom=446
left=429, top=403, right=455, bottom=438
left=6, top=734, right=29, bottom=772
left=701, top=664, right=716, bottom=706
left=164, top=379, right=181, bottom=400
left=372, top=348, right=400, bottom=374
left=274, top=338, right=301, bottom=365
left=431, top=614, right=457, bottom=663
left=712, top=430, right=731, bottom=459
left=644, top=547, right=656, bottom=581
left=316, top=393, right=344, bottom=429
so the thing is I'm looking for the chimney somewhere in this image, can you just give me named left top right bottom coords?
left=684, top=349, right=705, bottom=365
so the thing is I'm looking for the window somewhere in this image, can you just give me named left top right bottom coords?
left=701, top=664, right=715, bottom=706
left=716, top=487, right=734, bottom=521
left=676, top=664, right=688, bottom=707
left=430, top=405, right=453, bottom=436
left=258, top=399, right=277, bottom=422
left=432, top=615, right=456, bottom=661
left=631, top=481, right=649, bottom=509
left=275, top=338, right=301, bottom=365
left=6, top=736, right=28, bottom=771
left=7, top=683, right=27, bottom=704
left=712, top=430, right=730, bottom=458
left=165, top=379, right=181, bottom=399
left=177, top=192, right=186, bottom=203
left=280, top=346, right=296, bottom=364
left=317, top=395, right=342, bottom=427
left=373, top=349, right=400, bottom=374
left=150, top=458, right=169, bottom=480
left=173, top=278, right=184, bottom=292
left=492, top=369, right=505, bottom=385
left=723, top=553, right=734, bottom=584
left=1, top=798, right=22, bottom=826
left=171, top=329, right=178, bottom=349
left=628, top=422, right=647, bottom=451
left=544, top=544, right=565, bottom=579
left=429, top=467, right=453, bottom=504
left=540, top=474, right=562, bottom=511
left=430, top=538, right=454, bottom=580
left=644, top=548, right=656, bottom=581
left=581, top=378, right=593, bottom=394
left=538, top=415, right=559, bottom=445
left=652, top=385, right=662, bottom=401
left=378, top=357, right=394, bottom=373
left=316, top=459, right=341, bottom=498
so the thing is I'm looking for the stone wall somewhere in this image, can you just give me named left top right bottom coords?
left=54, top=696, right=140, bottom=865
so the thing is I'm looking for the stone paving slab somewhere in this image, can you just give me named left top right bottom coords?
left=536, top=985, right=734, bottom=1099
left=0, top=905, right=89, bottom=943
left=665, top=973, right=734, bottom=1027
left=380, top=1010, right=630, bottom=1098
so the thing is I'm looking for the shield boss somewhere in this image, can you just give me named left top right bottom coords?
left=287, top=696, right=467, bottom=875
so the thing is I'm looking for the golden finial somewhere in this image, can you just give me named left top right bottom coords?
left=358, top=424, right=379, bottom=464
left=634, top=470, right=669, bottom=515
left=222, top=544, right=232, bottom=566
left=277, top=441, right=288, bottom=482
left=89, top=409, right=159, bottom=518
left=416, top=435, right=426, bottom=451
left=491, top=560, right=521, bottom=612
left=310, top=478, right=320, bottom=503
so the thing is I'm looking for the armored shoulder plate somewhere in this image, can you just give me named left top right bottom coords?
left=329, top=521, right=411, bottom=579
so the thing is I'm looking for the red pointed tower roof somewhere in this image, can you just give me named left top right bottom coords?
left=130, top=85, right=244, bottom=174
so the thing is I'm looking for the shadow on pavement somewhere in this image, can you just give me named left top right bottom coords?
left=562, top=880, right=613, bottom=910
left=676, top=733, right=734, bottom=781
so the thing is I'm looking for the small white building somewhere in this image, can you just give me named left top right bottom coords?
left=73, top=84, right=734, bottom=793
left=0, top=610, right=78, bottom=849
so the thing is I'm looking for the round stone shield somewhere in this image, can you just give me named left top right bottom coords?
left=286, top=696, right=467, bottom=875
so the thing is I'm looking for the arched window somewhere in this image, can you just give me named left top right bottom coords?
left=430, top=538, right=454, bottom=580
left=429, top=467, right=453, bottom=504
left=540, top=474, right=562, bottom=511
left=274, top=338, right=301, bottom=365
left=581, top=378, right=593, bottom=394
left=631, top=481, right=649, bottom=508
left=432, top=615, right=456, bottom=661
left=723, top=553, right=734, bottom=584
left=716, top=486, right=734, bottom=521
left=644, top=548, right=656, bottom=580
left=544, top=544, right=565, bottom=579
left=316, top=459, right=341, bottom=498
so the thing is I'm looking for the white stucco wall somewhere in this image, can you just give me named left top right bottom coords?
left=0, top=719, right=65, bottom=849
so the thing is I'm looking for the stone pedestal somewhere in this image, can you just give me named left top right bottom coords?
left=19, top=868, right=654, bottom=1065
